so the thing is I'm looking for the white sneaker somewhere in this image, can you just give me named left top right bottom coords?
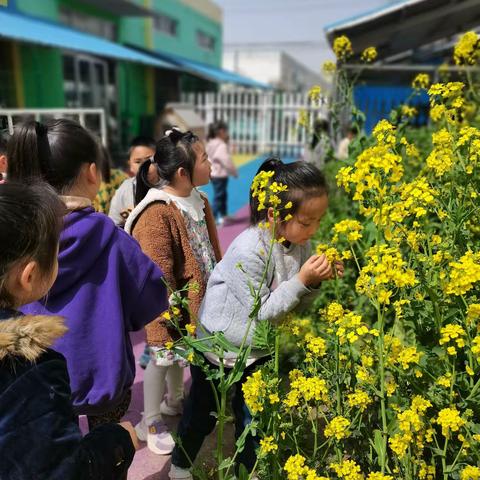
left=169, top=464, right=193, bottom=479
left=160, top=399, right=183, bottom=416
left=135, top=418, right=175, bottom=455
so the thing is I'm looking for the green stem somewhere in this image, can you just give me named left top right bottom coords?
left=377, top=303, right=388, bottom=473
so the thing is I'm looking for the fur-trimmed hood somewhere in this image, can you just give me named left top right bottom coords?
left=0, top=315, right=67, bottom=362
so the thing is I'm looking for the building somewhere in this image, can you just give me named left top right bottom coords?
left=0, top=0, right=264, bottom=151
left=223, top=46, right=328, bottom=92
left=325, top=0, right=480, bottom=131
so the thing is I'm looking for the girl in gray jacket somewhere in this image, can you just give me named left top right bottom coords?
left=169, top=158, right=344, bottom=480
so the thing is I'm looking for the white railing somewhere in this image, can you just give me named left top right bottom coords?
left=0, top=108, right=107, bottom=145
left=182, top=91, right=327, bottom=157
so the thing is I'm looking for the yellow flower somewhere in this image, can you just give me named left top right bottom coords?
left=330, top=459, right=363, bottom=480
left=242, top=371, right=266, bottom=414
left=347, top=389, right=372, bottom=411
left=466, top=365, right=474, bottom=376
left=397, top=346, right=423, bottom=370
left=308, top=85, right=322, bottom=103
left=322, top=60, right=336, bottom=74
left=163, top=311, right=171, bottom=321
left=437, top=373, right=452, bottom=388
left=412, top=73, right=430, bottom=90
left=284, top=201, right=293, bottom=209
left=361, top=46, right=377, bottom=63
left=454, top=31, right=480, bottom=65
left=333, top=35, right=353, bottom=61
left=187, top=351, right=194, bottom=363
left=165, top=341, right=174, bottom=350
left=259, top=435, right=278, bottom=455
left=171, top=306, right=180, bottom=316
left=268, top=393, right=280, bottom=404
left=401, top=105, right=417, bottom=118
left=284, top=213, right=293, bottom=222
left=185, top=323, right=196, bottom=335
left=445, top=251, right=480, bottom=295
left=461, top=466, right=480, bottom=480
left=332, top=219, right=363, bottom=243
left=436, top=407, right=466, bottom=437
left=298, top=109, right=309, bottom=128
left=367, top=474, right=393, bottom=480
left=324, top=416, right=351, bottom=440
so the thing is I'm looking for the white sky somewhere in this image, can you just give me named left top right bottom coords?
left=214, top=0, right=398, bottom=73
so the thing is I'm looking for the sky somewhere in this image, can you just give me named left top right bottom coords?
left=214, top=0, right=398, bottom=73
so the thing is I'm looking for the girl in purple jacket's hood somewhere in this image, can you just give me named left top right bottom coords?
left=8, top=119, right=169, bottom=429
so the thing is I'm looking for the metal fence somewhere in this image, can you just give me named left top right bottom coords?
left=182, top=91, right=326, bottom=157
left=0, top=108, right=107, bottom=145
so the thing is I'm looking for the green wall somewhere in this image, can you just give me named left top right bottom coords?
left=118, top=62, right=151, bottom=140
left=20, top=45, right=65, bottom=107
left=121, top=0, right=222, bottom=67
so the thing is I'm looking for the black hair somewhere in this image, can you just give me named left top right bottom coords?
left=99, top=144, right=112, bottom=184
left=7, top=119, right=101, bottom=194
left=207, top=120, right=228, bottom=140
left=0, top=182, right=65, bottom=308
left=0, top=130, right=9, bottom=156
left=135, top=128, right=200, bottom=205
left=250, top=157, right=328, bottom=225
left=129, top=135, right=156, bottom=156
left=311, top=119, right=329, bottom=150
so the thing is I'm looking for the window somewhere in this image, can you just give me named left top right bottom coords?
left=59, top=7, right=117, bottom=41
left=197, top=30, right=215, bottom=52
left=154, top=14, right=177, bottom=37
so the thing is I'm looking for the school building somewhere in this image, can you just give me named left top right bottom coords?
left=0, top=0, right=263, bottom=151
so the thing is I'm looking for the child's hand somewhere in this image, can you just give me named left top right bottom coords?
left=119, top=421, right=140, bottom=450
left=298, top=254, right=333, bottom=287
left=334, top=260, right=345, bottom=278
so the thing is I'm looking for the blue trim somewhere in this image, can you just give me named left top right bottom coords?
left=130, top=45, right=271, bottom=89
left=0, top=9, right=176, bottom=70
left=324, top=0, right=410, bottom=32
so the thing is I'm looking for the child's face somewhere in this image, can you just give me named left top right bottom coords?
left=276, top=194, right=329, bottom=245
left=128, top=146, right=155, bottom=176
left=191, top=142, right=211, bottom=187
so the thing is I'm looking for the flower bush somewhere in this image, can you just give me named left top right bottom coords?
left=169, top=31, right=480, bottom=480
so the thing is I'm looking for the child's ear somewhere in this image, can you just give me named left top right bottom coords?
left=87, top=162, right=100, bottom=185
left=18, top=261, right=38, bottom=297
left=267, top=207, right=275, bottom=224
left=0, top=154, right=7, bottom=173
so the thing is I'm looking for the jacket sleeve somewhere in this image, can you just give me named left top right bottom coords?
left=108, top=180, right=133, bottom=227
left=219, top=244, right=311, bottom=324
left=116, top=224, right=169, bottom=332
left=1, top=356, right=135, bottom=480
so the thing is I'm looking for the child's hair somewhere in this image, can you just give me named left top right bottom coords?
left=207, top=120, right=228, bottom=141
left=0, top=182, right=65, bottom=308
left=129, top=135, right=156, bottom=156
left=99, top=145, right=112, bottom=184
left=311, top=119, right=329, bottom=150
left=250, top=157, right=328, bottom=225
left=135, top=127, right=200, bottom=205
left=7, top=119, right=101, bottom=194
left=0, top=130, right=9, bottom=156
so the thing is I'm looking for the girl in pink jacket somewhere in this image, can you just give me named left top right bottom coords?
left=206, top=120, right=238, bottom=225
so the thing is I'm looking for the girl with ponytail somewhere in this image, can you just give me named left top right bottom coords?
left=7, top=119, right=169, bottom=433
left=169, top=158, right=344, bottom=479
left=124, top=127, right=222, bottom=455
